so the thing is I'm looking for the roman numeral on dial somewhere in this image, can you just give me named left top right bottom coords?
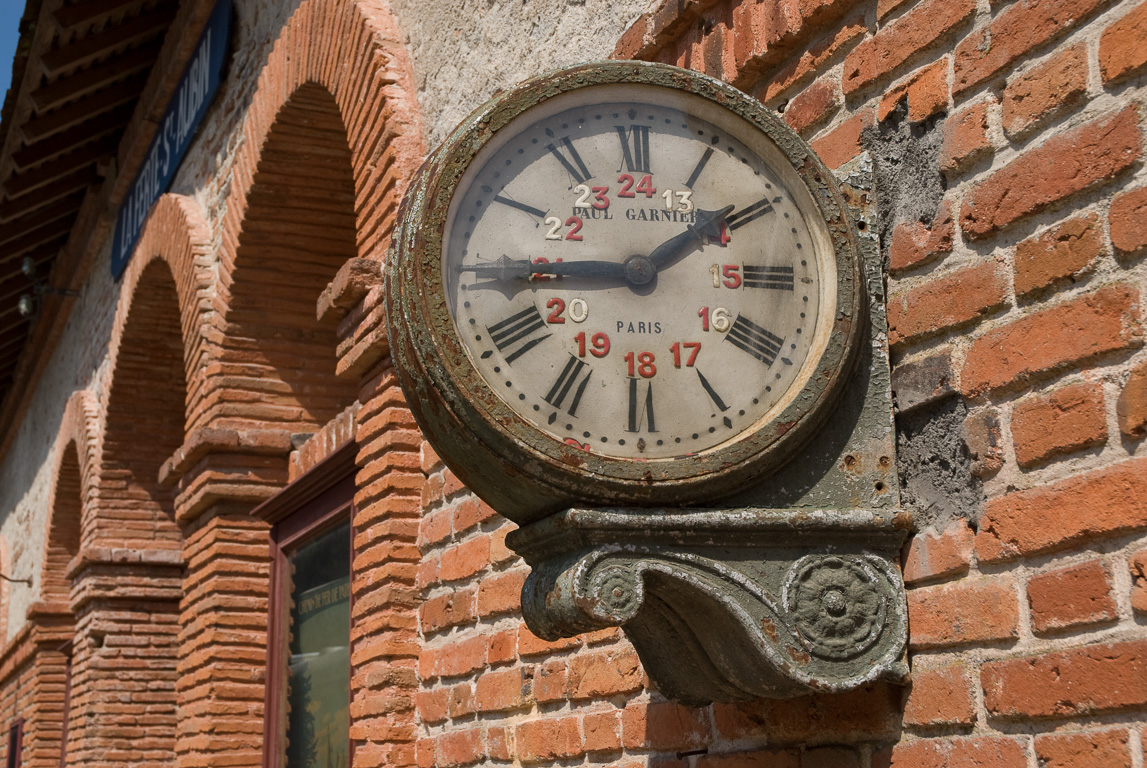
left=725, top=314, right=783, bottom=365
left=487, top=305, right=551, bottom=363
left=544, top=355, right=593, bottom=416
left=546, top=137, right=591, bottom=185
left=743, top=265, right=795, bottom=290
left=627, top=378, right=656, bottom=433
left=726, top=197, right=775, bottom=230
left=616, top=125, right=651, bottom=173
left=685, top=147, right=714, bottom=189
left=697, top=370, right=729, bottom=412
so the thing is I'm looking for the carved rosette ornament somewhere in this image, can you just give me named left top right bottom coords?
left=509, top=508, right=910, bottom=704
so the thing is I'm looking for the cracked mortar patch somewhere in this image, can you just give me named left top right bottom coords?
left=862, top=104, right=947, bottom=265
left=896, top=397, right=985, bottom=530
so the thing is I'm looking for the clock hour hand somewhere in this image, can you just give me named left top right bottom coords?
left=646, top=205, right=735, bottom=271
left=458, top=254, right=627, bottom=281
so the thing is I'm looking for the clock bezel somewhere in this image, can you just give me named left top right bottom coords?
left=384, top=61, right=865, bottom=522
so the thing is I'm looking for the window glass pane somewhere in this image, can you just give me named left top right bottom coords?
left=286, top=519, right=350, bottom=768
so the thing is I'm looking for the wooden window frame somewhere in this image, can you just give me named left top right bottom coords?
left=253, top=442, right=356, bottom=768
left=6, top=718, right=22, bottom=768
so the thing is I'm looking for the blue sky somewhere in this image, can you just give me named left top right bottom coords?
left=0, top=1, right=25, bottom=122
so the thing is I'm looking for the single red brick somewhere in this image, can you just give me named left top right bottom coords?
left=960, top=284, right=1142, bottom=397
left=940, top=99, right=993, bottom=174
left=434, top=635, right=488, bottom=678
left=889, top=198, right=955, bottom=273
left=1027, top=559, right=1118, bottom=634
left=888, top=736, right=1028, bottom=768
left=623, top=699, right=712, bottom=750
left=907, top=577, right=1019, bottom=649
left=810, top=109, right=874, bottom=169
left=486, top=725, right=511, bottom=761
left=1035, top=728, right=1132, bottom=768
left=961, top=108, right=1141, bottom=239
left=888, top=262, right=1007, bottom=347
left=954, top=0, right=1113, bottom=94
left=583, top=711, right=622, bottom=752
left=416, top=689, right=449, bottom=724
left=438, top=534, right=490, bottom=582
left=842, top=0, right=975, bottom=94
left=1099, top=0, right=1147, bottom=84
left=1015, top=214, right=1103, bottom=297
left=965, top=406, right=1004, bottom=477
left=517, top=622, right=580, bottom=657
left=902, top=519, right=975, bottom=584
left=613, top=16, right=651, bottom=60
left=1002, top=44, right=1088, bottom=139
left=1010, top=381, right=1107, bottom=467
left=903, top=665, right=977, bottom=726
left=533, top=658, right=568, bottom=702
left=1130, top=548, right=1147, bottom=613
left=977, top=457, right=1147, bottom=561
left=419, top=508, right=452, bottom=546
left=1110, top=185, right=1147, bottom=259
left=568, top=647, right=644, bottom=699
left=878, top=58, right=949, bottom=123
left=475, top=568, right=525, bottom=617
left=982, top=640, right=1147, bottom=718
left=783, top=77, right=839, bottom=135
left=420, top=587, right=477, bottom=634
left=515, top=717, right=583, bottom=764
left=1119, top=362, right=1147, bottom=438
left=436, top=728, right=483, bottom=767
left=474, top=666, right=529, bottom=713
left=449, top=682, right=475, bottom=718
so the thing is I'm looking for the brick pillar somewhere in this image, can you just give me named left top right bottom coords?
left=65, top=551, right=183, bottom=768
left=19, top=604, right=72, bottom=768
left=348, top=366, right=422, bottom=768
left=173, top=504, right=272, bottom=768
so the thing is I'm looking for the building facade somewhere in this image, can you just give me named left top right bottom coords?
left=0, top=0, right=1143, bottom=766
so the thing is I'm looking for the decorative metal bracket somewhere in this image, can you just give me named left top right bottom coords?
left=507, top=507, right=911, bottom=704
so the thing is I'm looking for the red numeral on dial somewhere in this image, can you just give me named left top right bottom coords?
left=546, top=297, right=566, bottom=323
left=574, top=331, right=611, bottom=358
left=624, top=351, right=657, bottom=378
left=670, top=341, right=701, bottom=367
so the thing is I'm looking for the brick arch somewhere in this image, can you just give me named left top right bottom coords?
left=200, top=0, right=423, bottom=434
left=38, top=390, right=101, bottom=605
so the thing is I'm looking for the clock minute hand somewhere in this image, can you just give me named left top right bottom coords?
left=647, top=205, right=736, bottom=270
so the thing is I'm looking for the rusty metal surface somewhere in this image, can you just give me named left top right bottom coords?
left=384, top=60, right=866, bottom=524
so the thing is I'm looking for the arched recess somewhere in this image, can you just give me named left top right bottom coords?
left=63, top=197, right=210, bottom=768
left=39, top=390, right=101, bottom=605
left=13, top=390, right=101, bottom=768
left=212, top=82, right=362, bottom=431
left=198, top=0, right=424, bottom=438
left=164, top=4, right=425, bottom=768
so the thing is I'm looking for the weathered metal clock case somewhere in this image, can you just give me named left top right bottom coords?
left=385, top=61, right=864, bottom=523
left=384, top=62, right=910, bottom=704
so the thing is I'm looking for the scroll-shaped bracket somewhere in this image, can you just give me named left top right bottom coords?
left=507, top=507, right=912, bottom=705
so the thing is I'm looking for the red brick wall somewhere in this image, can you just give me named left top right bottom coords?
left=0, top=0, right=1143, bottom=765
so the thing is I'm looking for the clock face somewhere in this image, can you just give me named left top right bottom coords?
left=441, top=84, right=838, bottom=461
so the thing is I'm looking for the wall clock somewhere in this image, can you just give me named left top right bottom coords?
left=385, top=61, right=864, bottom=523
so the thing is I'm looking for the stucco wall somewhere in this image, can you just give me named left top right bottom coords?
left=388, top=0, right=650, bottom=146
